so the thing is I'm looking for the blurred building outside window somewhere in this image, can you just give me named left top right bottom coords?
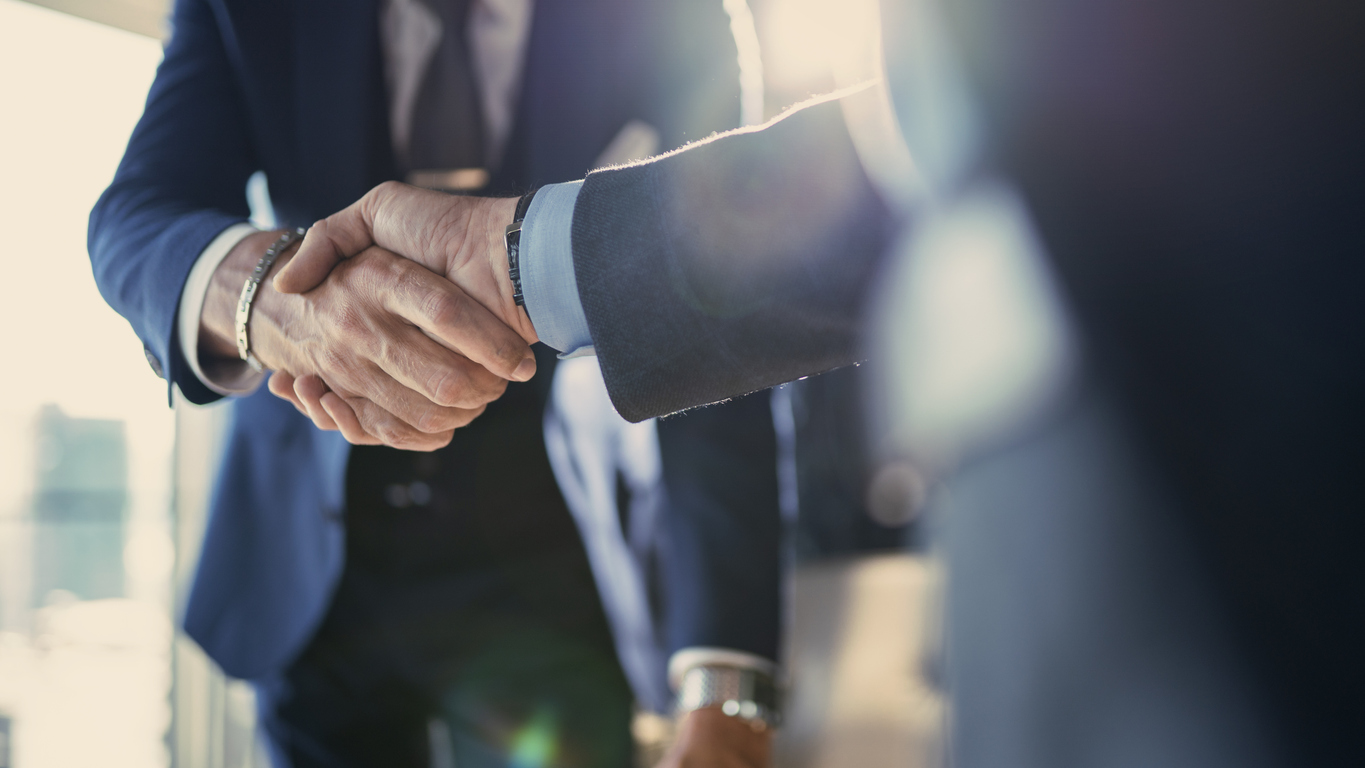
left=0, top=2, right=175, bottom=766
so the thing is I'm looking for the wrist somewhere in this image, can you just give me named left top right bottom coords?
left=672, top=707, right=773, bottom=768
left=479, top=195, right=537, bottom=343
left=200, top=229, right=301, bottom=370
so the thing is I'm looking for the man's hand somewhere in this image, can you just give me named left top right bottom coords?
left=276, top=182, right=530, bottom=342
left=656, top=708, right=772, bottom=768
left=201, top=229, right=534, bottom=451
left=270, top=183, right=532, bottom=444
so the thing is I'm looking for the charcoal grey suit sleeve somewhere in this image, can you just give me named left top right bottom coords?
left=569, top=96, right=899, bottom=423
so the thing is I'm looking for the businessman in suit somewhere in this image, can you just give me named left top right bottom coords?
left=88, top=0, right=787, bottom=765
left=277, top=0, right=1365, bottom=764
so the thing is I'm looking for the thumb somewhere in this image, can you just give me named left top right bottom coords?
left=274, top=182, right=393, bottom=293
left=273, top=217, right=348, bottom=293
left=274, top=180, right=439, bottom=293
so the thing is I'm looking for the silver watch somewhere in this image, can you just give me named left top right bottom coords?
left=676, top=665, right=781, bottom=731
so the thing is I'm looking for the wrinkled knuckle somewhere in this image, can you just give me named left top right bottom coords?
left=424, top=290, right=465, bottom=331
left=413, top=407, right=450, bottom=435
left=371, top=420, right=408, bottom=449
left=374, top=334, right=402, bottom=372
left=373, top=180, right=403, bottom=200
left=427, top=368, right=466, bottom=408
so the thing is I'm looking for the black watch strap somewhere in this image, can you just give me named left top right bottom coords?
left=504, top=188, right=539, bottom=307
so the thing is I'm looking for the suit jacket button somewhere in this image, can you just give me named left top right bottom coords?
left=144, top=346, right=165, bottom=379
left=385, top=482, right=433, bottom=509
left=384, top=483, right=411, bottom=509
left=408, top=481, right=432, bottom=506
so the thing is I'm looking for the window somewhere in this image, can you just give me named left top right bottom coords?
left=0, top=2, right=173, bottom=766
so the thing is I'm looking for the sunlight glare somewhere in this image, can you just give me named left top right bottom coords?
left=764, top=0, right=881, bottom=92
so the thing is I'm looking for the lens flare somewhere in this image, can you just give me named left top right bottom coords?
left=508, top=708, right=559, bottom=768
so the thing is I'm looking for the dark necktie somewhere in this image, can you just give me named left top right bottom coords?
left=406, top=0, right=487, bottom=188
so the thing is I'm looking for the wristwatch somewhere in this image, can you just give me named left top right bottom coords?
left=676, top=665, right=782, bottom=732
left=504, top=188, right=538, bottom=307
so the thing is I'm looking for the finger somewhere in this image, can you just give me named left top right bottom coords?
left=345, top=392, right=486, bottom=447
left=330, top=393, right=466, bottom=452
left=335, top=361, right=484, bottom=435
left=294, top=374, right=341, bottom=432
left=275, top=181, right=458, bottom=294
left=382, top=326, right=513, bottom=409
left=319, top=393, right=383, bottom=446
left=268, top=371, right=310, bottom=417
left=272, top=219, right=344, bottom=294
left=361, top=305, right=515, bottom=407
left=383, top=258, right=536, bottom=382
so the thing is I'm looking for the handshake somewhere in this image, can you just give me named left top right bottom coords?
left=205, top=182, right=542, bottom=451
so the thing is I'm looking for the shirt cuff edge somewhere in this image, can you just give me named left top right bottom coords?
left=668, top=647, right=780, bottom=691
left=177, top=222, right=265, bottom=397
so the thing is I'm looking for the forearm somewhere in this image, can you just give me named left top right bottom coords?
left=88, top=192, right=251, bottom=405
left=568, top=90, right=899, bottom=422
left=87, top=0, right=259, bottom=404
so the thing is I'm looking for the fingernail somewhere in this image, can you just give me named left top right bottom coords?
left=513, top=355, right=536, bottom=382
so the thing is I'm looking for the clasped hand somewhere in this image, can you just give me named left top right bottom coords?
left=211, top=183, right=533, bottom=450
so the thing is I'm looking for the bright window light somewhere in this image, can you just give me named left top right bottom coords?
left=762, top=0, right=882, bottom=93
left=0, top=1, right=173, bottom=767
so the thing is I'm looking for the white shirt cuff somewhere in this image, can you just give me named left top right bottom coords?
left=177, top=222, right=268, bottom=397
left=519, top=180, right=596, bottom=358
left=668, top=647, right=780, bottom=692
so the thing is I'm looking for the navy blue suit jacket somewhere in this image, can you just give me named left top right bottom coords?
left=88, top=0, right=766, bottom=680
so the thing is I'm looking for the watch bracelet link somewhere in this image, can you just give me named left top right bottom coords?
left=676, top=665, right=782, bottom=730
left=235, top=227, right=307, bottom=372
left=504, top=188, right=539, bottom=308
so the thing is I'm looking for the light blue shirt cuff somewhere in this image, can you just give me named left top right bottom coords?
left=520, top=180, right=596, bottom=358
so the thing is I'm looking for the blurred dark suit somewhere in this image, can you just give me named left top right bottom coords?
left=927, top=1, right=1365, bottom=765
left=534, top=0, right=1365, bottom=764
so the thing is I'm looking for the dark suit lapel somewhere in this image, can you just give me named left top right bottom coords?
left=294, top=0, right=393, bottom=218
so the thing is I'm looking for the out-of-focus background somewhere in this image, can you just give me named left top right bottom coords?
left=0, top=1, right=939, bottom=766
left=0, top=2, right=175, bottom=767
